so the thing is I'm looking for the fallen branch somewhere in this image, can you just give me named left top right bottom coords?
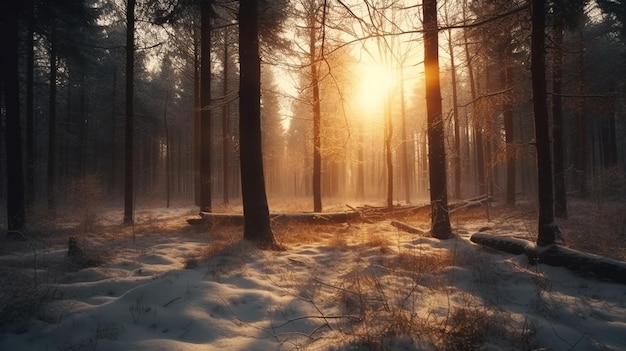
left=450, top=194, right=492, bottom=212
left=163, top=297, right=182, bottom=308
left=346, top=204, right=374, bottom=223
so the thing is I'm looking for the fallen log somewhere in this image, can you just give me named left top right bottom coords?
left=271, top=211, right=357, bottom=224
left=470, top=232, right=534, bottom=255
left=390, top=220, right=425, bottom=235
left=187, top=211, right=360, bottom=226
left=470, top=232, right=626, bottom=284
left=537, top=245, right=626, bottom=284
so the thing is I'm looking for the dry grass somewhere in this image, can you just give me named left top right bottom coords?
left=385, top=250, right=455, bottom=275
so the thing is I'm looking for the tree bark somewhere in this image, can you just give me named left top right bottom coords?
left=48, top=31, right=58, bottom=213
left=462, top=0, right=485, bottom=197
left=239, top=0, right=277, bottom=246
left=531, top=0, right=555, bottom=246
left=423, top=0, right=453, bottom=240
left=574, top=26, right=588, bottom=196
left=552, top=18, right=567, bottom=218
left=447, top=29, right=462, bottom=201
left=163, top=87, right=171, bottom=208
left=25, top=2, right=35, bottom=209
left=222, top=28, right=230, bottom=205
left=193, top=29, right=201, bottom=206
left=385, top=94, right=393, bottom=210
left=1, top=1, right=26, bottom=231
left=601, top=101, right=617, bottom=168
left=123, top=0, right=135, bottom=225
left=200, top=0, right=213, bottom=213
left=399, top=65, right=411, bottom=204
left=309, top=6, right=322, bottom=213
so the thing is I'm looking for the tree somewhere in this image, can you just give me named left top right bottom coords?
left=1, top=0, right=26, bottom=231
left=222, top=27, right=231, bottom=205
left=199, top=0, right=213, bottom=213
left=550, top=0, right=588, bottom=218
left=551, top=7, right=567, bottom=217
left=442, top=3, right=462, bottom=201
left=306, top=0, right=324, bottom=212
left=446, top=27, right=462, bottom=201
left=25, top=0, right=36, bottom=209
left=462, top=0, right=487, bottom=197
left=124, top=0, right=136, bottom=225
left=239, top=0, right=277, bottom=247
left=531, top=0, right=556, bottom=246
left=47, top=22, right=59, bottom=213
left=502, top=46, right=516, bottom=206
left=423, top=0, right=453, bottom=239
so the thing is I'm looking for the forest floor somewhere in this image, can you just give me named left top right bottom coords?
left=1, top=197, right=625, bottom=350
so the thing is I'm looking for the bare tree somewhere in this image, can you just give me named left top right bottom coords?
left=462, top=0, right=487, bottom=197
left=239, top=0, right=277, bottom=247
left=531, top=0, right=556, bottom=246
left=423, top=0, right=453, bottom=239
left=307, top=0, right=324, bottom=212
left=199, top=0, right=213, bottom=213
left=1, top=0, right=26, bottom=231
left=123, top=0, right=136, bottom=225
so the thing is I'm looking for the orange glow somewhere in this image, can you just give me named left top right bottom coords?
left=354, top=62, right=396, bottom=114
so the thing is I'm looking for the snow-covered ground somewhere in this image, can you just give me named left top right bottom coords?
left=1, top=202, right=625, bottom=350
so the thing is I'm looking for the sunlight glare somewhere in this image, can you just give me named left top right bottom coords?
left=354, top=62, right=396, bottom=113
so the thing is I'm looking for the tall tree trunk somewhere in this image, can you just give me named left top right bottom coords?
left=423, top=0, right=452, bottom=239
left=552, top=18, right=567, bottom=218
left=193, top=30, right=201, bottom=206
left=447, top=28, right=462, bottom=200
left=200, top=0, right=213, bottom=212
left=110, top=70, right=118, bottom=196
left=163, top=88, right=171, bottom=208
left=462, top=0, right=485, bottom=197
left=531, top=0, right=556, bottom=246
left=1, top=1, right=26, bottom=231
left=239, top=0, right=276, bottom=246
left=123, top=0, right=135, bottom=225
left=574, top=26, right=588, bottom=196
left=78, top=71, right=87, bottom=176
left=399, top=64, right=411, bottom=204
left=48, top=35, right=58, bottom=213
left=601, top=100, right=617, bottom=168
left=356, top=124, right=365, bottom=199
left=384, top=94, right=393, bottom=209
left=310, top=11, right=322, bottom=213
left=502, top=48, right=516, bottom=206
left=222, top=29, right=230, bottom=205
left=25, top=2, right=35, bottom=209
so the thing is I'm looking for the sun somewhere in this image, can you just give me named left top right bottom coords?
left=354, top=62, right=396, bottom=113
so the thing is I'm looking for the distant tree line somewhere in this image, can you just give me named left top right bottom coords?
left=2, top=0, right=625, bottom=246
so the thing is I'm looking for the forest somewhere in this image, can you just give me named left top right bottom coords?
left=2, top=0, right=626, bottom=236
left=1, top=0, right=626, bottom=350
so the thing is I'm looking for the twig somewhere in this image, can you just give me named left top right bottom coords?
left=272, top=314, right=360, bottom=329
left=162, top=297, right=181, bottom=308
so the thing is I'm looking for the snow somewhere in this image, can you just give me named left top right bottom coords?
left=1, top=204, right=626, bottom=351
